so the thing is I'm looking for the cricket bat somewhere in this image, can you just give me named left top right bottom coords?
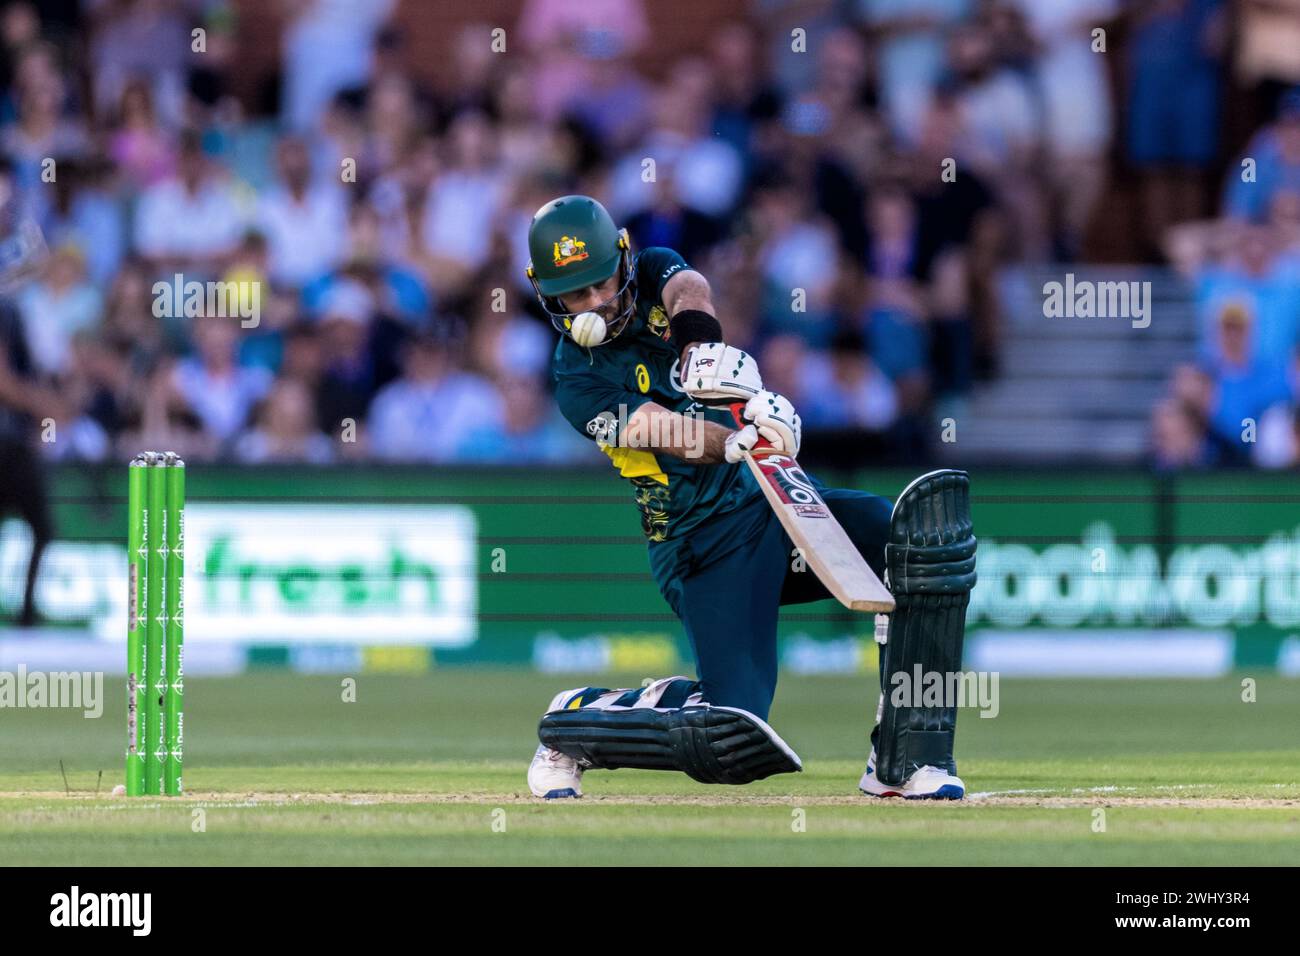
left=730, top=404, right=895, bottom=613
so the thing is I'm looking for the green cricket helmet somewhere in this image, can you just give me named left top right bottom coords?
left=526, top=195, right=636, bottom=343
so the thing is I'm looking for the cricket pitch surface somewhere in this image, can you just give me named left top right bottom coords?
left=3, top=673, right=1297, bottom=866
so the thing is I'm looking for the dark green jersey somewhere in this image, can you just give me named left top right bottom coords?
left=551, top=247, right=762, bottom=547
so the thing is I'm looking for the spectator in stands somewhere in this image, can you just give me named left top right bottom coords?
left=756, top=334, right=810, bottom=409
left=865, top=185, right=920, bottom=288
left=256, top=134, right=347, bottom=288
left=797, top=328, right=900, bottom=432
left=0, top=3, right=40, bottom=105
left=304, top=203, right=432, bottom=329
left=610, top=62, right=744, bottom=221
left=856, top=0, right=971, bottom=145
left=457, top=372, right=594, bottom=464
left=1151, top=393, right=1212, bottom=470
left=766, top=90, right=870, bottom=263
left=706, top=21, right=780, bottom=168
left=134, top=130, right=246, bottom=274
left=100, top=256, right=166, bottom=376
left=281, top=0, right=395, bottom=132
left=813, top=28, right=889, bottom=203
left=1270, top=188, right=1300, bottom=248
left=562, top=28, right=652, bottom=153
left=420, top=109, right=507, bottom=294
left=1123, top=0, right=1226, bottom=258
left=493, top=68, right=552, bottom=178
left=1225, top=87, right=1300, bottom=224
left=368, top=324, right=504, bottom=463
left=945, top=21, right=1044, bottom=259
left=470, top=312, right=553, bottom=384
left=314, top=90, right=370, bottom=185
left=750, top=168, right=842, bottom=348
left=16, top=242, right=100, bottom=379
left=169, top=316, right=273, bottom=447
left=860, top=187, right=931, bottom=416
left=42, top=157, right=124, bottom=286
left=1155, top=305, right=1294, bottom=468
left=1167, top=220, right=1300, bottom=367
left=228, top=239, right=291, bottom=373
left=313, top=278, right=381, bottom=434
left=233, top=377, right=337, bottom=464
left=624, top=172, right=724, bottom=266
left=905, top=95, right=1001, bottom=380
left=1200, top=304, right=1293, bottom=453
left=1, top=41, right=88, bottom=202
left=185, top=5, right=240, bottom=132
left=369, top=131, right=437, bottom=270
left=518, top=0, right=649, bottom=123
left=275, top=320, right=348, bottom=448
left=365, top=71, right=426, bottom=174
left=56, top=329, right=123, bottom=461
left=759, top=0, right=845, bottom=100
left=88, top=0, right=190, bottom=127
left=441, top=22, right=497, bottom=114
left=1010, top=0, right=1117, bottom=259
left=108, top=78, right=176, bottom=190
left=279, top=320, right=323, bottom=387
left=118, top=355, right=213, bottom=462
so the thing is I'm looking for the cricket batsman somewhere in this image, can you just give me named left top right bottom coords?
left=524, top=196, right=977, bottom=800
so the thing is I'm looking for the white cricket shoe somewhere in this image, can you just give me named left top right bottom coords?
left=858, top=749, right=965, bottom=800
left=527, top=688, right=588, bottom=799
left=528, top=744, right=584, bottom=799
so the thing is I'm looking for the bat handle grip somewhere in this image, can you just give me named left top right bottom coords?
left=729, top=401, right=775, bottom=454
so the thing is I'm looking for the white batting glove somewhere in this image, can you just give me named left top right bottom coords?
left=738, top=390, right=801, bottom=456
left=724, top=423, right=760, bottom=463
left=682, top=342, right=763, bottom=406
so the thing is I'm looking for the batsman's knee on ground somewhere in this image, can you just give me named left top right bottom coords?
left=536, top=676, right=802, bottom=785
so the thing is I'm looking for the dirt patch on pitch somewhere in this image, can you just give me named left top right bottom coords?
left=240, top=792, right=1298, bottom=809
left=966, top=795, right=1300, bottom=809
left=2, top=790, right=1296, bottom=809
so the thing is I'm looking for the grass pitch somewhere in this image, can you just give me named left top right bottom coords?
left=2, top=673, right=1297, bottom=865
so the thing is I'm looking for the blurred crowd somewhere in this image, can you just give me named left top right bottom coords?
left=0, top=0, right=1294, bottom=468
left=1155, top=80, right=1300, bottom=471
left=1138, top=1, right=1300, bottom=472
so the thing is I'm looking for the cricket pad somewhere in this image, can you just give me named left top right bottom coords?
left=539, top=705, right=802, bottom=785
left=876, top=469, right=977, bottom=787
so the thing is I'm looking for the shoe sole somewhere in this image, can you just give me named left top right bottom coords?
left=858, top=784, right=965, bottom=800
left=541, top=787, right=580, bottom=800
left=905, top=784, right=964, bottom=800
left=859, top=787, right=903, bottom=798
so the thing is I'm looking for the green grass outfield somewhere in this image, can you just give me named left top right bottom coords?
left=2, top=673, right=1298, bottom=865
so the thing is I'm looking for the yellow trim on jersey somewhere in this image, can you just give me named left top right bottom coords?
left=602, top=446, right=668, bottom=486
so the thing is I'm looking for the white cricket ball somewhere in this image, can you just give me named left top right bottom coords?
left=570, top=311, right=606, bottom=347
left=110, top=784, right=126, bottom=797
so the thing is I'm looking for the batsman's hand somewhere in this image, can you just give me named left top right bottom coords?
left=682, top=342, right=763, bottom=406
left=729, top=390, right=802, bottom=460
